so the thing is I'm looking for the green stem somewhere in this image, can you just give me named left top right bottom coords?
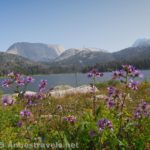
left=93, top=77, right=96, bottom=117
left=118, top=72, right=128, bottom=138
left=98, top=133, right=102, bottom=150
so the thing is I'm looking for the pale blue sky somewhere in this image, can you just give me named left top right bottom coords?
left=0, top=0, right=150, bottom=52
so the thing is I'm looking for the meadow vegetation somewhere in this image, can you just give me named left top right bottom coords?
left=0, top=65, right=150, bottom=149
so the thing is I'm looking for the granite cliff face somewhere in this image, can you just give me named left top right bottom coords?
left=53, top=48, right=114, bottom=66
left=7, top=42, right=64, bottom=62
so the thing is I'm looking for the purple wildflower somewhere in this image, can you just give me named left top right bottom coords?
left=122, top=65, right=135, bottom=73
left=87, top=69, right=103, bottom=78
left=20, top=109, right=31, bottom=118
left=25, top=76, right=34, bottom=84
left=107, top=86, right=115, bottom=96
left=113, top=65, right=143, bottom=79
left=3, top=96, right=15, bottom=106
left=27, top=100, right=33, bottom=105
left=134, top=101, right=150, bottom=119
left=87, top=72, right=93, bottom=78
left=107, top=86, right=119, bottom=99
left=112, top=70, right=124, bottom=79
left=2, top=73, right=34, bottom=88
left=2, top=79, right=13, bottom=87
left=24, top=92, right=42, bottom=105
left=97, top=118, right=113, bottom=132
left=107, top=98, right=115, bottom=108
left=16, top=77, right=25, bottom=86
left=35, top=93, right=44, bottom=99
left=38, top=80, right=47, bottom=92
left=134, top=110, right=142, bottom=119
left=122, top=64, right=143, bottom=78
left=128, top=80, right=139, bottom=90
left=140, top=101, right=148, bottom=110
left=132, top=69, right=143, bottom=78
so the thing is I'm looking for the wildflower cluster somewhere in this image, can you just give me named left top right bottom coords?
left=106, top=65, right=142, bottom=111
left=24, top=92, right=44, bottom=106
left=20, top=109, right=31, bottom=118
left=113, top=65, right=142, bottom=90
left=0, top=65, right=149, bottom=149
left=24, top=93, right=37, bottom=106
left=3, top=96, right=15, bottom=106
left=38, top=79, right=47, bottom=92
left=128, top=79, right=139, bottom=90
left=1, top=73, right=49, bottom=131
left=2, top=79, right=13, bottom=87
left=113, top=65, right=143, bottom=79
left=2, top=72, right=34, bottom=87
left=23, top=79, right=47, bottom=105
left=106, top=86, right=120, bottom=108
left=122, top=65, right=143, bottom=77
left=134, top=101, right=150, bottom=119
left=1, top=72, right=34, bottom=96
left=107, top=86, right=119, bottom=97
left=97, top=118, right=113, bottom=132
left=87, top=69, right=103, bottom=78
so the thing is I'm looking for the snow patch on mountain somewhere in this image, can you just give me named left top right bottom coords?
left=132, top=38, right=150, bottom=47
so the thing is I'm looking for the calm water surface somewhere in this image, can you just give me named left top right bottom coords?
left=1, top=70, right=150, bottom=94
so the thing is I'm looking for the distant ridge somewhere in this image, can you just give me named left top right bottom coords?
left=0, top=52, right=49, bottom=75
left=2, top=38, right=150, bottom=74
left=48, top=38, right=150, bottom=72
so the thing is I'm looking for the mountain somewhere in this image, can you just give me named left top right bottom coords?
left=0, top=52, right=49, bottom=75
left=113, top=46, right=150, bottom=62
left=132, top=38, right=150, bottom=47
left=54, top=48, right=81, bottom=62
left=49, top=39, right=150, bottom=72
left=93, top=39, right=150, bottom=71
left=54, top=47, right=107, bottom=62
left=113, top=38, right=150, bottom=62
left=52, top=48, right=114, bottom=67
left=6, top=42, right=64, bottom=62
left=3, top=39, right=150, bottom=74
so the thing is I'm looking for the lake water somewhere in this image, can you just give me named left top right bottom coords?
left=0, top=70, right=150, bottom=94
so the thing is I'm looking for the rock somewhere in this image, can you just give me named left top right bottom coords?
left=49, top=85, right=99, bottom=98
left=0, top=85, right=99, bottom=99
left=53, top=85, right=73, bottom=90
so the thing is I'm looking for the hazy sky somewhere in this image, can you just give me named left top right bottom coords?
left=1, top=0, right=150, bottom=52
